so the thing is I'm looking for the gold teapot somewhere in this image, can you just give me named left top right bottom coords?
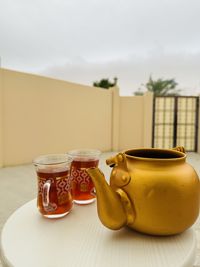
left=87, top=147, right=200, bottom=235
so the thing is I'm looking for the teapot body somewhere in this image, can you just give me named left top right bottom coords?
left=109, top=148, right=200, bottom=235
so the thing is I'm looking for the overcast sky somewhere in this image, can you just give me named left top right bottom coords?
left=1, top=0, right=200, bottom=95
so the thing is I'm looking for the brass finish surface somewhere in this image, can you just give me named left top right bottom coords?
left=116, top=188, right=135, bottom=225
left=86, top=168, right=126, bottom=230
left=87, top=147, right=200, bottom=235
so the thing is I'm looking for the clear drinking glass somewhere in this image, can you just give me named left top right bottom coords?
left=33, top=154, right=73, bottom=218
left=67, top=149, right=101, bottom=204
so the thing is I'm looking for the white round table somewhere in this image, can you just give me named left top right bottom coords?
left=0, top=199, right=197, bottom=267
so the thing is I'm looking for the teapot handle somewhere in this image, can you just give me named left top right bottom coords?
left=116, top=188, right=135, bottom=225
left=172, top=146, right=186, bottom=153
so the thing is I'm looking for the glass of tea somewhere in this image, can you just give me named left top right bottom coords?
left=67, top=149, right=101, bottom=204
left=33, top=154, right=73, bottom=218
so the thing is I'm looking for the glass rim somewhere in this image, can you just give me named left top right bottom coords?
left=67, top=149, right=101, bottom=158
left=33, top=154, right=72, bottom=166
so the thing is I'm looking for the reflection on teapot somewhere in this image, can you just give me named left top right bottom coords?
left=87, top=147, right=200, bottom=235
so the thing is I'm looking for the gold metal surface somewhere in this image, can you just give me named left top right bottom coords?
left=87, top=147, right=200, bottom=235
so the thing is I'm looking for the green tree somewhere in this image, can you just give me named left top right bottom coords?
left=134, top=76, right=181, bottom=96
left=93, top=77, right=118, bottom=89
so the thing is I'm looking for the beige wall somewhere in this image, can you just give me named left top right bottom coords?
left=0, top=69, right=112, bottom=166
left=119, top=96, right=143, bottom=150
left=0, top=68, right=153, bottom=167
left=198, top=96, right=200, bottom=154
left=119, top=92, right=153, bottom=151
left=0, top=69, right=3, bottom=166
left=111, top=86, right=120, bottom=151
left=143, top=92, right=154, bottom=147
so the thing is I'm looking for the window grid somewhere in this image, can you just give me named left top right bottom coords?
left=153, top=96, right=198, bottom=152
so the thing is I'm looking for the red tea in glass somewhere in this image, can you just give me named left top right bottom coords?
left=68, top=149, right=101, bottom=204
left=34, top=154, right=73, bottom=218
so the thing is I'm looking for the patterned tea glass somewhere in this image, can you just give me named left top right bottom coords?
left=33, top=154, right=73, bottom=218
left=67, top=149, right=101, bottom=204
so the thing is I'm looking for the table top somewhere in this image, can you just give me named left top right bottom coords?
left=0, top=199, right=197, bottom=267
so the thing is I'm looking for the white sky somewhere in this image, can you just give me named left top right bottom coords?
left=1, top=0, right=200, bottom=95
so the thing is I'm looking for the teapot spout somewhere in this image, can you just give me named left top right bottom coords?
left=87, top=167, right=126, bottom=230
